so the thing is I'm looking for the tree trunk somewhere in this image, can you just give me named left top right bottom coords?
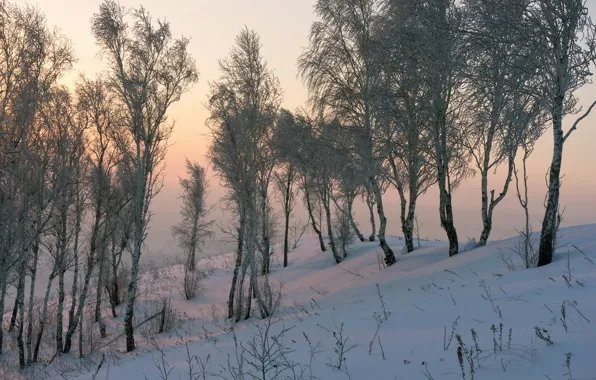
left=538, top=97, right=564, bottom=267
left=26, top=240, right=40, bottom=364
left=56, top=267, right=65, bottom=353
left=283, top=169, right=292, bottom=268
left=66, top=241, right=79, bottom=339
left=347, top=196, right=365, bottom=242
left=399, top=189, right=417, bottom=254
left=108, top=239, right=122, bottom=317
left=63, top=200, right=102, bottom=353
left=438, top=170, right=459, bottom=257
left=478, top=156, right=515, bottom=247
left=235, top=255, right=248, bottom=322
left=16, top=249, right=27, bottom=368
left=0, top=272, right=7, bottom=354
left=304, top=181, right=326, bottom=252
left=366, top=194, right=376, bottom=241
left=124, top=245, right=140, bottom=352
left=370, top=178, right=396, bottom=265
left=322, top=187, right=341, bottom=264
left=228, top=210, right=244, bottom=320
left=33, top=267, right=56, bottom=363
left=244, top=277, right=253, bottom=321
left=9, top=287, right=20, bottom=331
left=96, top=245, right=107, bottom=338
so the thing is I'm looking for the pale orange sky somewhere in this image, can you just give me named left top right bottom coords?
left=34, top=0, right=596, bottom=258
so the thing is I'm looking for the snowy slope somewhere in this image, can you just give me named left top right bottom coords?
left=64, top=225, right=596, bottom=380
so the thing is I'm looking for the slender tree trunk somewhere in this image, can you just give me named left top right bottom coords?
left=391, top=157, right=414, bottom=254
left=283, top=169, right=292, bottom=268
left=96, top=244, right=107, bottom=338
left=538, top=97, right=564, bottom=267
left=347, top=196, right=365, bottom=242
left=260, top=188, right=270, bottom=276
left=63, top=201, right=102, bottom=353
left=397, top=187, right=416, bottom=254
left=124, top=243, right=140, bottom=352
left=304, top=182, right=326, bottom=252
left=370, top=177, right=396, bottom=265
left=56, top=267, right=65, bottom=353
left=366, top=194, right=376, bottom=241
left=16, top=248, right=27, bottom=368
left=108, top=239, right=121, bottom=317
left=438, top=169, right=459, bottom=256
left=244, top=276, right=253, bottom=321
left=228, top=210, right=244, bottom=320
left=478, top=156, right=515, bottom=247
left=33, top=267, right=56, bottom=363
left=78, top=303, right=84, bottom=358
left=56, top=201, right=68, bottom=353
left=9, top=286, right=20, bottom=331
left=236, top=245, right=248, bottom=323
left=26, top=240, right=40, bottom=364
left=322, top=187, right=341, bottom=264
left=0, top=268, right=7, bottom=354
left=66, top=242, right=79, bottom=337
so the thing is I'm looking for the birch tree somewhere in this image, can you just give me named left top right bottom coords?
left=62, top=76, right=120, bottom=351
left=91, top=0, right=198, bottom=351
left=526, top=0, right=596, bottom=266
left=377, top=1, right=436, bottom=253
left=274, top=110, right=300, bottom=267
left=299, top=0, right=397, bottom=265
left=0, top=0, right=73, bottom=356
left=172, top=159, right=213, bottom=272
left=393, top=0, right=471, bottom=256
left=458, top=0, right=545, bottom=247
left=207, top=28, right=281, bottom=321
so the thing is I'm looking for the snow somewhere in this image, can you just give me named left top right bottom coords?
left=55, top=226, right=596, bottom=379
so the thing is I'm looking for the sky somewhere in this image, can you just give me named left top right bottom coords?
left=32, top=0, right=596, bottom=260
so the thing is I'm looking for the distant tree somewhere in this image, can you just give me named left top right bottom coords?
left=91, top=0, right=198, bottom=352
left=274, top=110, right=300, bottom=267
left=173, top=159, right=213, bottom=272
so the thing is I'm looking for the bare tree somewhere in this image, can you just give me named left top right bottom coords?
left=274, top=110, right=300, bottom=267
left=377, top=2, right=437, bottom=252
left=512, top=97, right=548, bottom=268
left=0, top=0, right=73, bottom=357
left=392, top=0, right=471, bottom=257
left=524, top=0, right=596, bottom=266
left=299, top=0, right=397, bottom=265
left=91, top=0, right=198, bottom=351
left=457, top=0, right=547, bottom=247
left=207, top=28, right=281, bottom=321
left=62, top=76, right=121, bottom=352
left=300, top=173, right=327, bottom=252
left=292, top=112, right=344, bottom=264
left=172, top=159, right=214, bottom=272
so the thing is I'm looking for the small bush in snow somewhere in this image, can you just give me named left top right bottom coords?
left=334, top=207, right=354, bottom=258
left=464, top=238, right=478, bottom=252
left=183, top=267, right=206, bottom=300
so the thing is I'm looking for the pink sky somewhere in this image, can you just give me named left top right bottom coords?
left=34, top=0, right=596, bottom=258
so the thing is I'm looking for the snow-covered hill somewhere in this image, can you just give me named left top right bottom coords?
left=51, top=226, right=596, bottom=379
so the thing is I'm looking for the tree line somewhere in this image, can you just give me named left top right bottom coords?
left=207, top=0, right=595, bottom=322
left=0, top=0, right=594, bottom=369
